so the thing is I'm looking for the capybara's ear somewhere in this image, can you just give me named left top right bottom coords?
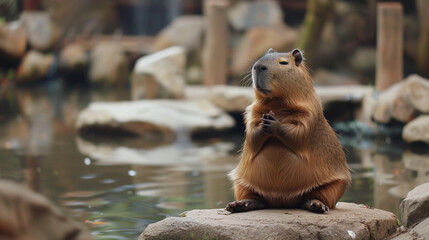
left=292, top=49, right=304, bottom=66
left=266, top=48, right=275, bottom=54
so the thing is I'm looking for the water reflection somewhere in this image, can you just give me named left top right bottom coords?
left=0, top=82, right=428, bottom=238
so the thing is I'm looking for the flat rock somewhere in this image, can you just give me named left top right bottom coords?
left=399, top=183, right=429, bottom=228
left=403, top=115, right=429, bottom=144
left=132, top=46, right=186, bottom=100
left=76, top=99, right=235, bottom=140
left=186, top=85, right=372, bottom=113
left=76, top=137, right=235, bottom=166
left=208, top=85, right=254, bottom=112
left=139, top=202, right=398, bottom=240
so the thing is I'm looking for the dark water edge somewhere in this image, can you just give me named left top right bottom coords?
left=0, top=82, right=426, bottom=239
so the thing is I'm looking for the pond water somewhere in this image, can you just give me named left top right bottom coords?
left=0, top=80, right=428, bottom=239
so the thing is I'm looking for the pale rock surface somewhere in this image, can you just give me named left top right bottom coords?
left=208, top=85, right=254, bottom=112
left=89, top=42, right=129, bottom=84
left=132, top=46, right=186, bottom=100
left=402, top=115, right=429, bottom=144
left=59, top=43, right=88, bottom=73
left=20, top=11, right=59, bottom=51
left=76, top=99, right=235, bottom=139
left=399, top=183, right=429, bottom=228
left=0, top=180, right=93, bottom=240
left=228, top=0, right=285, bottom=31
left=373, top=74, right=429, bottom=123
left=230, top=26, right=298, bottom=76
left=185, top=85, right=372, bottom=112
left=402, top=151, right=429, bottom=172
left=152, top=16, right=204, bottom=52
left=139, top=202, right=397, bottom=240
left=76, top=137, right=235, bottom=167
left=0, top=21, right=27, bottom=59
left=16, top=50, right=54, bottom=82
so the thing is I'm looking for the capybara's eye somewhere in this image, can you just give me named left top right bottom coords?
left=280, top=61, right=288, bottom=65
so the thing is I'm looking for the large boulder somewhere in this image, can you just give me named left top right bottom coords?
left=0, top=21, right=27, bottom=60
left=391, top=218, right=429, bottom=240
left=15, top=50, right=54, bottom=83
left=228, top=0, right=285, bottom=31
left=132, top=46, right=186, bottom=100
left=140, top=203, right=398, bottom=240
left=0, top=180, right=93, bottom=240
left=230, top=26, right=298, bottom=76
left=59, top=43, right=89, bottom=74
left=402, top=115, right=429, bottom=144
left=89, top=42, right=129, bottom=84
left=152, top=16, right=204, bottom=52
left=20, top=11, right=59, bottom=51
left=76, top=99, right=235, bottom=141
left=373, top=74, right=429, bottom=124
left=399, top=183, right=429, bottom=228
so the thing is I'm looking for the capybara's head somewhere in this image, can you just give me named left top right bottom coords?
left=251, top=48, right=312, bottom=98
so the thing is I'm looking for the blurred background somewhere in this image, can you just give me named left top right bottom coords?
left=1, top=0, right=429, bottom=239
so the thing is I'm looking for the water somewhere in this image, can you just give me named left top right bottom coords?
left=1, top=81, right=427, bottom=239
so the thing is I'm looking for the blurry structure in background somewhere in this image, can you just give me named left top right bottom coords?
left=416, top=0, right=429, bottom=77
left=203, top=0, right=229, bottom=86
left=375, top=3, right=403, bottom=91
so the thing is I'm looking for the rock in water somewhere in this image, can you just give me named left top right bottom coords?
left=152, top=16, right=204, bottom=52
left=132, top=46, right=186, bottom=100
left=0, top=180, right=93, bottom=240
left=59, top=43, right=89, bottom=74
left=89, top=42, right=129, bottom=84
left=402, top=115, right=429, bottom=144
left=0, top=21, right=27, bottom=60
left=228, top=0, right=285, bottom=31
left=76, top=99, right=234, bottom=140
left=208, top=85, right=254, bottom=112
left=373, top=74, right=429, bottom=124
left=139, top=203, right=398, bottom=240
left=16, top=50, right=54, bottom=82
left=20, top=11, right=59, bottom=51
left=400, top=183, right=429, bottom=228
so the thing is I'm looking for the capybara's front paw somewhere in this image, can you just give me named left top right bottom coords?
left=260, top=111, right=280, bottom=134
left=225, top=199, right=266, bottom=213
left=302, top=199, right=330, bottom=213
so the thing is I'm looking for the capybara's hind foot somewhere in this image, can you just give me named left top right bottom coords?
left=225, top=199, right=266, bottom=213
left=302, top=199, right=330, bottom=213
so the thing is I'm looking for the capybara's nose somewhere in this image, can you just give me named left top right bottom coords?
left=253, top=64, right=268, bottom=74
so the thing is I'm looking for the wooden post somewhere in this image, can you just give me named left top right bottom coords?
left=203, top=0, right=229, bottom=86
left=376, top=3, right=403, bottom=91
left=416, top=0, right=429, bottom=77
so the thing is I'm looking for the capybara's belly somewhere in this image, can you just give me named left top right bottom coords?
left=245, top=138, right=316, bottom=204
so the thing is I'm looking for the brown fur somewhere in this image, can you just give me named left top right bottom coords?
left=228, top=49, right=351, bottom=212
